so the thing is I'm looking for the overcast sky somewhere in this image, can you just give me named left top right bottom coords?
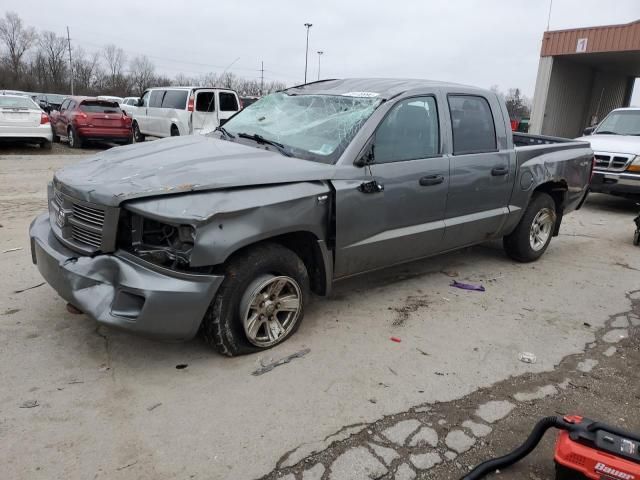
left=8, top=0, right=640, bottom=101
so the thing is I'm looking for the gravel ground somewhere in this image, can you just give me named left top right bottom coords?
left=0, top=149, right=639, bottom=480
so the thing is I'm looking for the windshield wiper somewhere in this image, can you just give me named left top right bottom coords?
left=595, top=130, right=619, bottom=135
left=237, top=132, right=292, bottom=157
left=214, top=125, right=235, bottom=139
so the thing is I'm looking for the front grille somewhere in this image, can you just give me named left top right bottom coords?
left=593, top=152, right=634, bottom=172
left=72, top=203, right=105, bottom=228
left=49, top=185, right=118, bottom=253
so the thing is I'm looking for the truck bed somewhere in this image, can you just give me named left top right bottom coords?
left=513, top=132, right=577, bottom=147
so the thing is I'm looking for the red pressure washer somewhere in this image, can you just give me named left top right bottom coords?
left=463, top=415, right=640, bottom=479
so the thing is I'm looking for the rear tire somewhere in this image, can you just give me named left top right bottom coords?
left=68, top=127, right=83, bottom=149
left=201, top=243, right=309, bottom=356
left=51, top=126, right=59, bottom=143
left=503, top=192, right=557, bottom=262
left=170, top=125, right=180, bottom=136
left=133, top=122, right=145, bottom=142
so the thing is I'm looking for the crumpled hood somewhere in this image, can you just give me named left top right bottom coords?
left=576, top=134, right=640, bottom=156
left=54, top=135, right=336, bottom=206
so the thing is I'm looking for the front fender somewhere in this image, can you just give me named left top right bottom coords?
left=124, top=181, right=331, bottom=267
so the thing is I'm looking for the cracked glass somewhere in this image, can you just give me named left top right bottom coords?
left=219, top=92, right=382, bottom=163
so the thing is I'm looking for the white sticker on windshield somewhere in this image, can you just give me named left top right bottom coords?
left=342, top=91, right=380, bottom=98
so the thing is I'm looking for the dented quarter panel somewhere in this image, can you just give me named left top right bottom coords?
left=501, top=141, right=592, bottom=235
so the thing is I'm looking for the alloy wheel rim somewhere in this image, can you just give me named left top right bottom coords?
left=241, top=275, right=302, bottom=347
left=529, top=208, right=555, bottom=251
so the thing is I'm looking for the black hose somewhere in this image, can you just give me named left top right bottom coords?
left=462, top=416, right=567, bottom=480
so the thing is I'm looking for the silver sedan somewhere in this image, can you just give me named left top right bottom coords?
left=0, top=94, right=53, bottom=149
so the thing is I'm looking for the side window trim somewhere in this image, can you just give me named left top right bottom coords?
left=447, top=94, right=498, bottom=156
left=373, top=94, right=442, bottom=164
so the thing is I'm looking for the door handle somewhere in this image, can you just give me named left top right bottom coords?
left=419, top=175, right=445, bottom=186
left=491, top=166, right=509, bottom=176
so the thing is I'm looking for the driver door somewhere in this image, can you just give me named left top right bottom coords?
left=333, top=95, right=450, bottom=277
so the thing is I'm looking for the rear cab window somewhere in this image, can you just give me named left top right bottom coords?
left=219, top=92, right=239, bottom=111
left=80, top=101, right=121, bottom=113
left=448, top=95, right=497, bottom=155
left=162, top=90, right=189, bottom=109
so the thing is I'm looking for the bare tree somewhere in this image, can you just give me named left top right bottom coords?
left=103, top=43, right=128, bottom=93
left=38, top=31, right=68, bottom=90
left=0, top=11, right=36, bottom=81
left=73, top=47, right=100, bottom=94
left=129, top=55, right=155, bottom=96
left=103, top=44, right=126, bottom=78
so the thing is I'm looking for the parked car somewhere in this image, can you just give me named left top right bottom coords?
left=30, top=78, right=593, bottom=355
left=120, top=96, right=139, bottom=116
left=240, top=96, right=260, bottom=108
left=131, top=86, right=240, bottom=141
left=577, top=107, right=640, bottom=199
left=49, top=96, right=132, bottom=148
left=98, top=95, right=124, bottom=104
left=0, top=94, right=53, bottom=149
left=35, top=93, right=66, bottom=113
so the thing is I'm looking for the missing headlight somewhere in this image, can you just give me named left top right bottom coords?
left=121, top=213, right=195, bottom=270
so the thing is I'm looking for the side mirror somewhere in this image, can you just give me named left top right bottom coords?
left=354, top=143, right=375, bottom=168
left=582, top=126, right=596, bottom=136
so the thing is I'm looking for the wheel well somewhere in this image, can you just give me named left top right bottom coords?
left=533, top=181, right=567, bottom=236
left=533, top=181, right=567, bottom=212
left=225, top=232, right=329, bottom=296
left=171, top=124, right=179, bottom=133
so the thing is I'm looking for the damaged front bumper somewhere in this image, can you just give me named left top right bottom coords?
left=29, top=212, right=223, bottom=341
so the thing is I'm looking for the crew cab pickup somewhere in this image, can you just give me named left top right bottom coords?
left=29, top=78, right=593, bottom=356
left=578, top=107, right=640, bottom=199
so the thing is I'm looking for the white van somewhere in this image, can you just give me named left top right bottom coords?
left=132, top=86, right=240, bottom=141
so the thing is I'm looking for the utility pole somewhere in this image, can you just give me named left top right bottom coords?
left=546, top=0, right=553, bottom=31
left=317, top=51, right=323, bottom=81
left=260, top=60, right=264, bottom=96
left=304, top=23, right=313, bottom=84
left=66, top=26, right=74, bottom=95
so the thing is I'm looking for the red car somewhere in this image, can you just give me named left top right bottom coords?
left=50, top=96, right=132, bottom=148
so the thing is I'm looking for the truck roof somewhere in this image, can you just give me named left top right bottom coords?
left=285, top=78, right=480, bottom=99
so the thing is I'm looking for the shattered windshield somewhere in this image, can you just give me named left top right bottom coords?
left=218, top=92, right=382, bottom=163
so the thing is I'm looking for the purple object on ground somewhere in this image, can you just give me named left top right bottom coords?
left=450, top=280, right=485, bottom=292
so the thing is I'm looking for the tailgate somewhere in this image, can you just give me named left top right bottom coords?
left=0, top=108, right=41, bottom=127
left=89, top=114, right=126, bottom=128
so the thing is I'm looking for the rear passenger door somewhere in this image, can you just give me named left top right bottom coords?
left=442, top=94, right=512, bottom=248
left=192, top=89, right=218, bottom=134
left=160, top=89, right=189, bottom=135
left=217, top=91, right=240, bottom=126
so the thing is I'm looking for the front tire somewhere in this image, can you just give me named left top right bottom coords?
left=201, top=243, right=309, bottom=356
left=503, top=192, right=557, bottom=262
left=170, top=125, right=180, bottom=136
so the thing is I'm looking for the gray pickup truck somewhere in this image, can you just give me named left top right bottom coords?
left=30, top=78, right=593, bottom=356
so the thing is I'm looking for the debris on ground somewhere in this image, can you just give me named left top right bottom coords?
left=13, top=282, right=45, bottom=294
left=66, top=303, right=82, bottom=314
left=251, top=348, right=310, bottom=376
left=2, top=247, right=21, bottom=253
left=98, top=364, right=111, bottom=372
left=19, top=400, right=39, bottom=408
left=390, top=337, right=402, bottom=343
left=147, top=403, right=162, bottom=411
left=116, top=461, right=138, bottom=471
left=175, top=364, right=188, bottom=370
left=450, top=280, right=485, bottom=292
left=518, top=352, right=537, bottom=364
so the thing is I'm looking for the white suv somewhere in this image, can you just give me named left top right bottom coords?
left=132, top=87, right=240, bottom=141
